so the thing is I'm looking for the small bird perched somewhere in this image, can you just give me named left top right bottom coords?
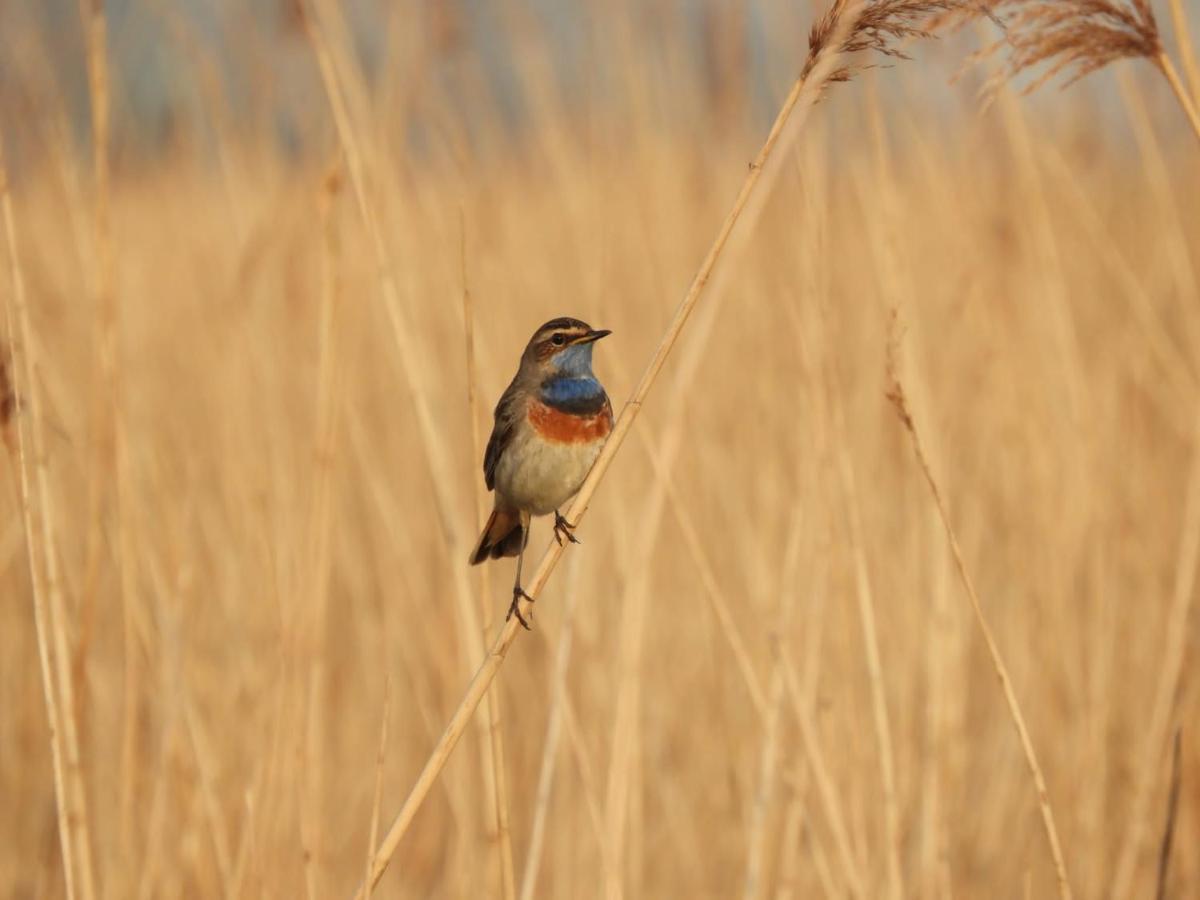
left=470, top=317, right=613, bottom=628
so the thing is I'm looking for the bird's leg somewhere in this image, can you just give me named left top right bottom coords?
left=507, top=518, right=534, bottom=630
left=553, top=509, right=581, bottom=546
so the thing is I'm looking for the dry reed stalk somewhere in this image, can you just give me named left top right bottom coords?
left=1153, top=729, right=1183, bottom=900
left=181, top=694, right=234, bottom=892
left=302, top=7, right=514, bottom=888
left=517, top=561, right=582, bottom=900
left=1164, top=0, right=1200, bottom=103
left=803, top=811, right=840, bottom=900
left=349, top=0, right=993, bottom=889
left=299, top=0, right=503, bottom=793
left=773, top=781, right=808, bottom=900
left=601, top=298, right=728, bottom=900
left=461, top=216, right=516, bottom=900
left=302, top=669, right=326, bottom=900
left=885, top=328, right=1073, bottom=900
left=1039, top=146, right=1196, bottom=404
left=578, top=294, right=736, bottom=897
left=856, top=91, right=926, bottom=900
left=833, top=434, right=904, bottom=900
left=742, top=666, right=787, bottom=900
left=1109, top=407, right=1200, bottom=899
left=0, top=138, right=93, bottom=900
left=1115, top=71, right=1200, bottom=307
left=992, top=82, right=1089, bottom=427
left=742, top=523, right=805, bottom=900
left=779, top=651, right=865, bottom=899
left=552, top=667, right=618, bottom=882
left=957, top=0, right=1200, bottom=143
left=624, top=277, right=769, bottom=722
left=78, top=0, right=141, bottom=875
left=298, top=161, right=345, bottom=900
left=792, top=122, right=904, bottom=893
left=310, top=0, right=377, bottom=159
left=298, top=0, right=466, bottom=547
left=659, top=456, right=767, bottom=717
left=229, top=763, right=266, bottom=898
left=362, top=680, right=392, bottom=899
left=741, top=474, right=814, bottom=899
left=602, top=440, right=678, bottom=900
left=921, top=522, right=955, bottom=899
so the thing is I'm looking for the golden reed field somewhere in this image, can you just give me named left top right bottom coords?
left=2, top=0, right=1200, bottom=897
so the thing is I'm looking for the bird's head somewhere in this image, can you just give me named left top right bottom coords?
left=521, top=317, right=611, bottom=378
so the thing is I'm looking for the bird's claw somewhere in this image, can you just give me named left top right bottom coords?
left=553, top=511, right=582, bottom=547
left=507, top=586, right=534, bottom=630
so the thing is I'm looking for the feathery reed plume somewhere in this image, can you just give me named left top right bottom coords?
left=956, top=0, right=1200, bottom=141
left=804, top=0, right=968, bottom=86
left=973, top=0, right=1160, bottom=90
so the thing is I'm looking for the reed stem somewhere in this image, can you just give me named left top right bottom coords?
left=1157, top=53, right=1200, bottom=145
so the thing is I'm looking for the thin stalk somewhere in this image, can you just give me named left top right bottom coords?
left=349, top=16, right=861, bottom=893
left=779, top=651, right=865, bottom=899
left=300, top=162, right=345, bottom=900
left=461, top=215, right=516, bottom=900
left=299, top=0, right=464, bottom=546
left=886, top=357, right=1073, bottom=900
left=0, top=134, right=87, bottom=900
left=517, top=563, right=582, bottom=900
left=1164, top=0, right=1200, bottom=111
left=742, top=665, right=787, bottom=900
left=1152, top=730, right=1182, bottom=900
left=834, top=440, right=903, bottom=900
left=362, top=680, right=391, bottom=899
left=1156, top=53, right=1200, bottom=145
left=79, top=0, right=137, bottom=878
left=302, top=10, right=512, bottom=890
left=1110, top=408, right=1200, bottom=899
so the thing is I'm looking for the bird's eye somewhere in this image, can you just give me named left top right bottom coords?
left=551, top=333, right=566, bottom=346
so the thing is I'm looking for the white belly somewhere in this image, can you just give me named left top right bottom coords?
left=494, top=431, right=604, bottom=516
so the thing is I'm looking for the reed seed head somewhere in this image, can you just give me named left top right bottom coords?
left=803, top=0, right=970, bottom=87
left=955, top=0, right=1162, bottom=94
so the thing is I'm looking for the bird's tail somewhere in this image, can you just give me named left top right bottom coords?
left=469, top=507, right=525, bottom=565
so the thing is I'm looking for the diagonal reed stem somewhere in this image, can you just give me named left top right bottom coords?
left=886, top=340, right=1073, bottom=900
left=1156, top=53, right=1200, bottom=145
left=1164, top=0, right=1200, bottom=111
left=348, top=12, right=865, bottom=893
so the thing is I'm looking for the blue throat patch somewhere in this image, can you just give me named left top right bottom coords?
left=540, top=375, right=606, bottom=415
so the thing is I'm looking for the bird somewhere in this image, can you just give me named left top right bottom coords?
left=469, top=317, right=613, bottom=628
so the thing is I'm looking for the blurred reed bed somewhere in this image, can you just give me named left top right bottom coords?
left=1, top=0, right=1199, bottom=897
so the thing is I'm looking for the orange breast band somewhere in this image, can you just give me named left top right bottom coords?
left=528, top=399, right=613, bottom=444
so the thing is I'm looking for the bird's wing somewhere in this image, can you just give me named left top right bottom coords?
left=483, top=375, right=524, bottom=491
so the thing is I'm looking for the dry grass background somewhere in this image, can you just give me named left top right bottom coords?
left=2, top=0, right=1200, bottom=897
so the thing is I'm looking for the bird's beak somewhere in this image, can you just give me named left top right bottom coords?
left=575, top=328, right=612, bottom=345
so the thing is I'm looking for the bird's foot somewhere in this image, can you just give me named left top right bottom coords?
left=507, top=586, right=535, bottom=630
left=553, top=510, right=582, bottom=547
